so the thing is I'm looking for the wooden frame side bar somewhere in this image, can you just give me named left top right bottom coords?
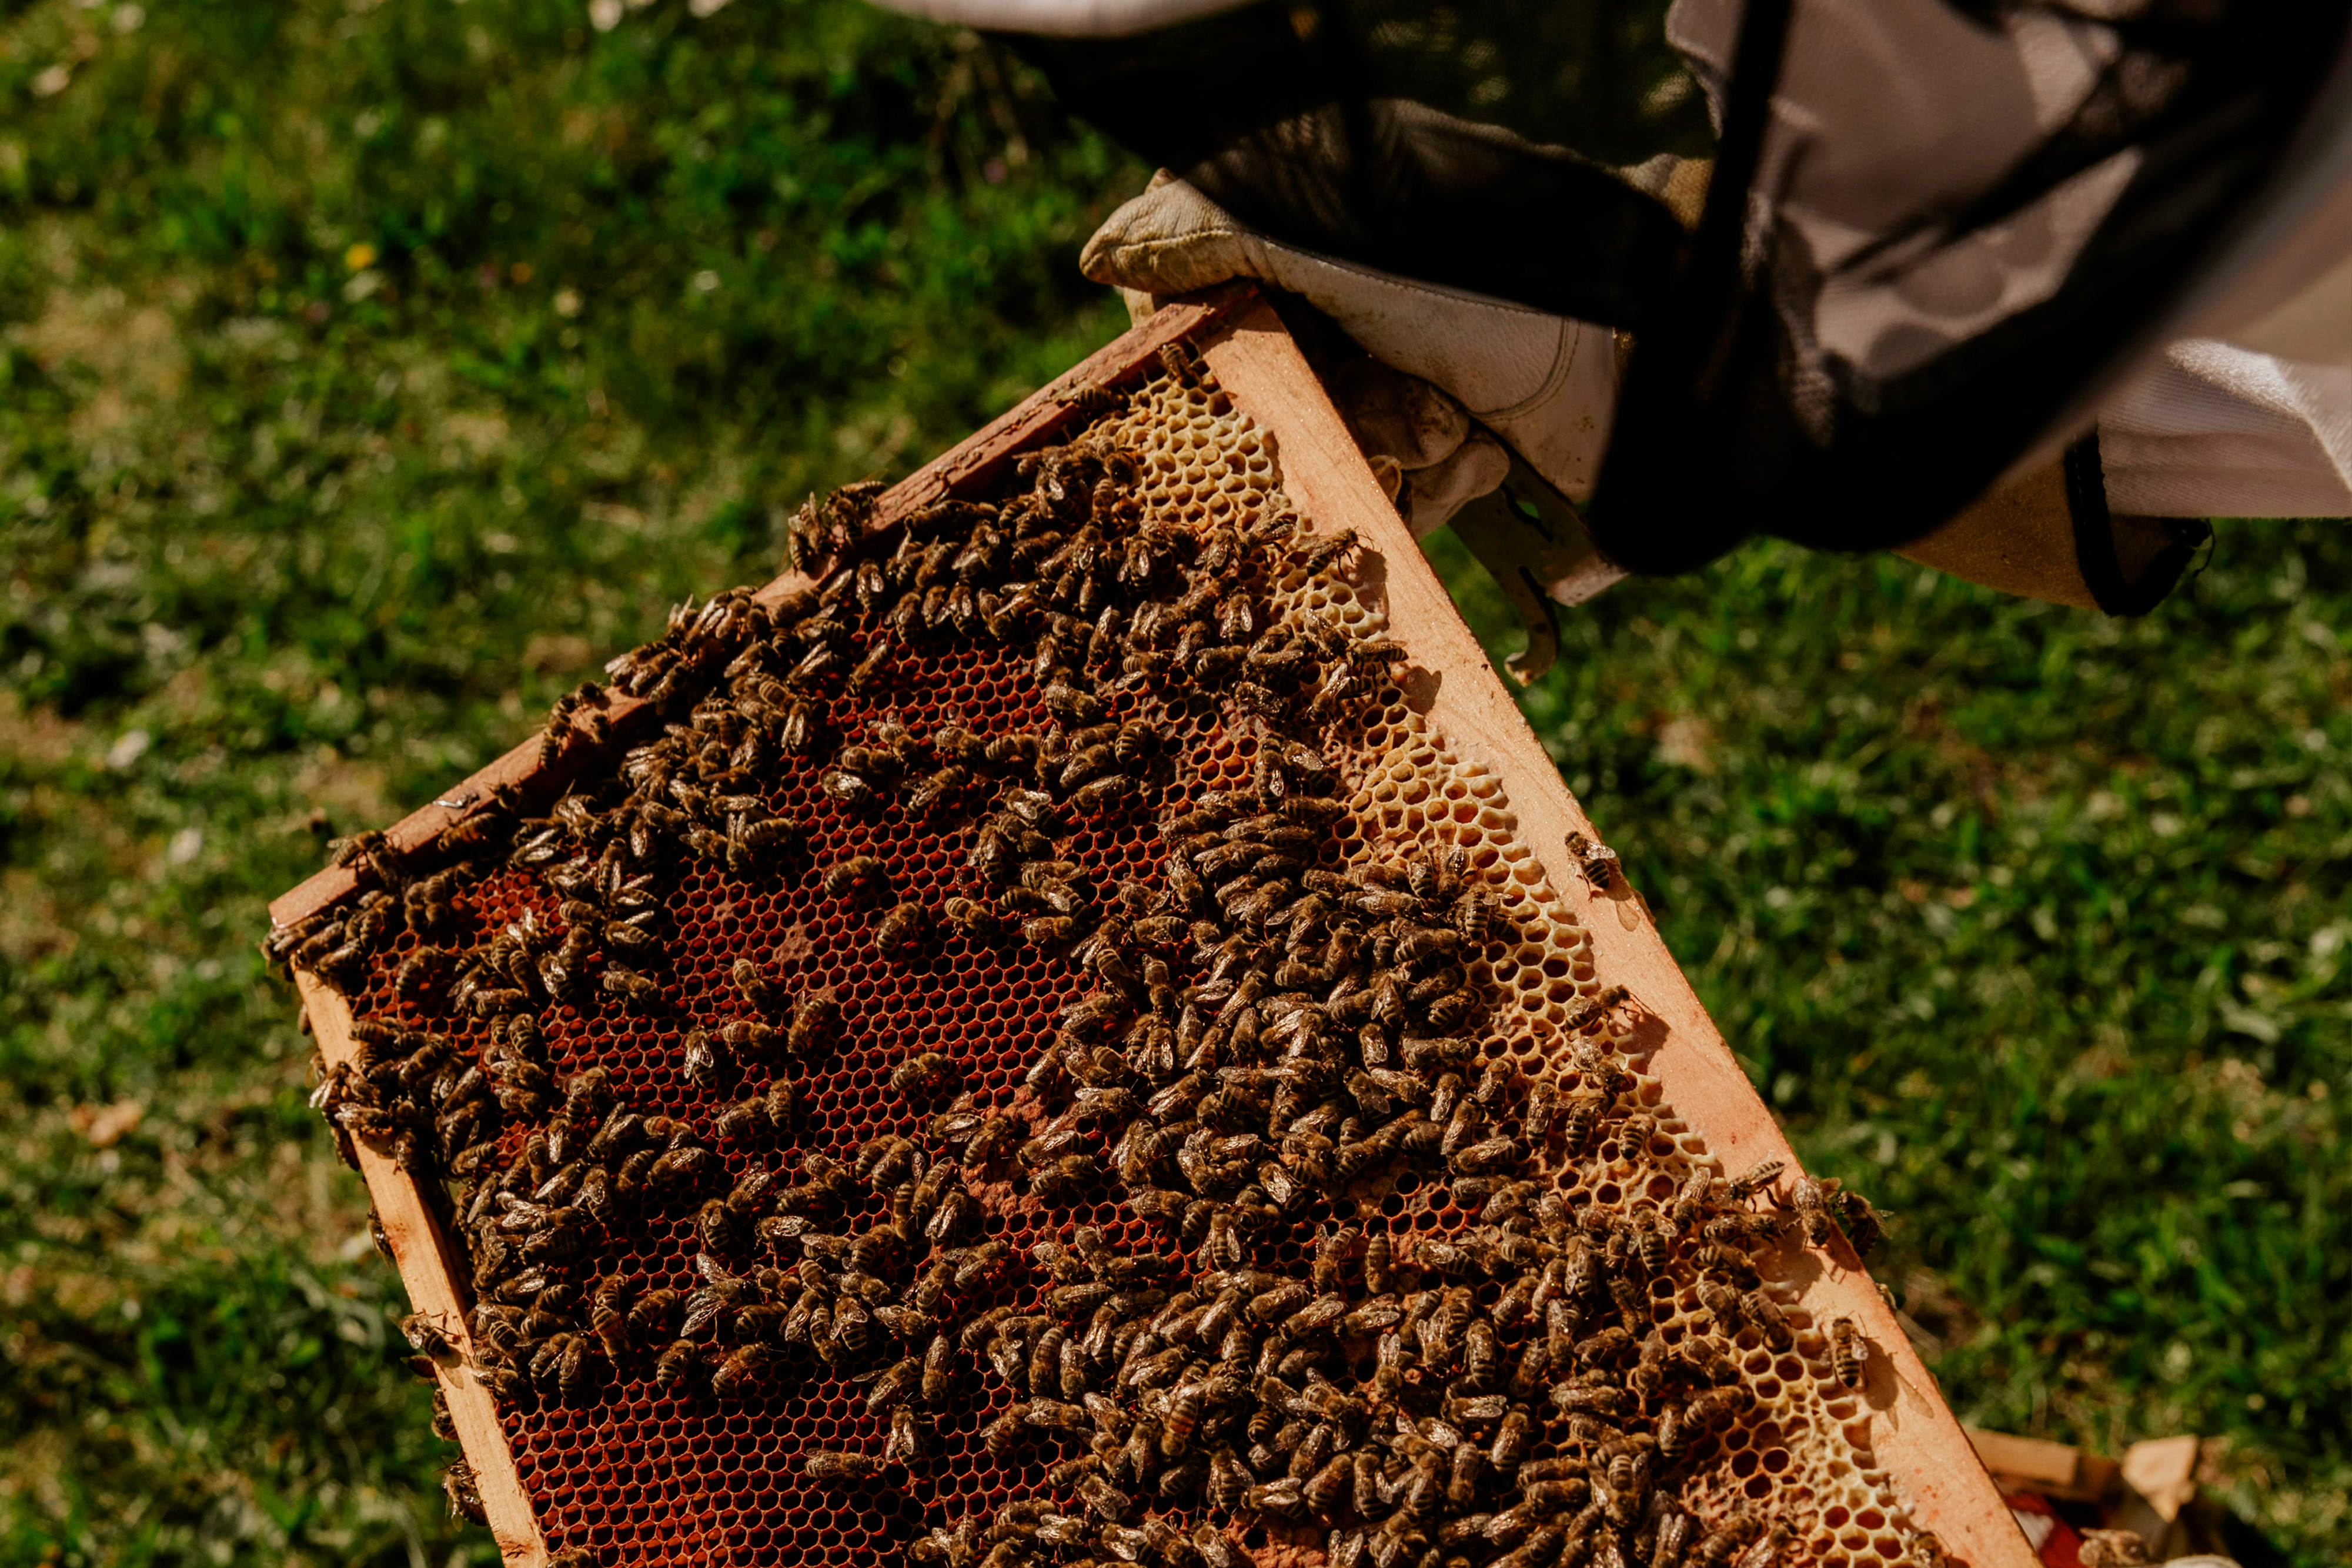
left=298, top=972, right=548, bottom=1567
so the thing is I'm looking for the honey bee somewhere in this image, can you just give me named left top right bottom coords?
left=1486, top=1406, right=1531, bottom=1472
left=731, top=957, right=783, bottom=1014
left=1075, top=1469, right=1134, bottom=1523
left=716, top=1081, right=794, bottom=1141
left=1040, top=679, right=1105, bottom=727
left=1277, top=1447, right=1344, bottom=1520
left=1830, top=1183, right=1886, bottom=1259
left=889, top=1051, right=958, bottom=1098
left=1023, top=914, right=1081, bottom=948
left=1030, top=1152, right=1101, bottom=1202
left=1742, top=1289, right=1794, bottom=1351
left=788, top=992, right=840, bottom=1058
left=1461, top=1318, right=1501, bottom=1390
left=940, top=895, right=1007, bottom=940
left=599, top=915, right=660, bottom=958
left=1058, top=742, right=1118, bottom=791
left=1287, top=526, right=1359, bottom=574
left=397, top=1312, right=457, bottom=1359
left=441, top=1459, right=488, bottom=1524
left=1113, top=720, right=1163, bottom=768
left=1308, top=1225, right=1356, bottom=1295
left=392, top=945, right=450, bottom=1002
left=926, top=1103, right=985, bottom=1146
left=1570, top=1035, right=1628, bottom=1095
left=716, top=1019, right=779, bottom=1060
left=883, top=1405, right=929, bottom=1466
left=1668, top=1168, right=1715, bottom=1232
left=964, top=1114, right=1021, bottom=1168
left=727, top=813, right=802, bottom=875
left=755, top=1213, right=811, bottom=1255
left=1497, top=1081, right=1560, bottom=1149
left=1441, top=1442, right=1487, bottom=1510
left=1686, top=1517, right=1768, bottom=1568
left=1705, top=1211, right=1789, bottom=1248
left=648, top=1144, right=716, bottom=1190
left=1449, top=889, right=1501, bottom=944
left=1364, top=1232, right=1394, bottom=1295
left=600, top=967, right=663, bottom=1007
left=1830, top=1316, right=1866, bottom=1389
left=1564, top=830, right=1621, bottom=894
left=799, top=1446, right=885, bottom=1483
left=844, top=641, right=893, bottom=695
left=1018, top=1320, right=1067, bottom=1392
left=1137, top=1375, right=1200, bottom=1455
left=554, top=1332, right=604, bottom=1400
left=824, top=855, right=890, bottom=899
left=699, top=1195, right=752, bottom=1255
left=863, top=1354, right=923, bottom=1415
left=1069, top=774, right=1135, bottom=814
left=876, top=901, right=932, bottom=957
left=854, top=1133, right=918, bottom=1188
left=832, top=1292, right=877, bottom=1357
left=1691, top=1243, right=1760, bottom=1287
left=1449, top=1134, right=1521, bottom=1175
left=820, top=768, right=877, bottom=805
left=682, top=1028, right=729, bottom=1092
left=1562, top=984, right=1630, bottom=1034
left=1790, top=1175, right=1833, bottom=1247
left=781, top=699, right=824, bottom=755
left=983, top=1402, right=1030, bottom=1458
left=1631, top=1211, right=1669, bottom=1275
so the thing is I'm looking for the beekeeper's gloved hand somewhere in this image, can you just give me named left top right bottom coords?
left=1081, top=170, right=1648, bottom=543
left=1082, top=169, right=2236, bottom=621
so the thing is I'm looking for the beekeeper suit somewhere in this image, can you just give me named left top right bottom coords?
left=871, top=0, right=2352, bottom=624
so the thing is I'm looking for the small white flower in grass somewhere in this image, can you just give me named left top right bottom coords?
left=587, top=0, right=623, bottom=31
left=31, top=65, right=71, bottom=98
left=693, top=269, right=721, bottom=293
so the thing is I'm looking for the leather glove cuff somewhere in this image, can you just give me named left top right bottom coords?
left=1899, top=434, right=2210, bottom=615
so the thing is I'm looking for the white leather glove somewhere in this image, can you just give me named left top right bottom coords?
left=1080, top=172, right=1626, bottom=540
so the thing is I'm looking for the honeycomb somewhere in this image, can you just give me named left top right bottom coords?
left=272, top=345, right=1945, bottom=1568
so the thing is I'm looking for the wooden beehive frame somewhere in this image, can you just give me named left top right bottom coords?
left=274, top=283, right=2033, bottom=1568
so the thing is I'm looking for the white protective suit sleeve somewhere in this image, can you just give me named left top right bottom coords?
left=2096, top=341, right=2352, bottom=519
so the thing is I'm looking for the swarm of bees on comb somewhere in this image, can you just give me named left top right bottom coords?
left=270, top=343, right=1943, bottom=1568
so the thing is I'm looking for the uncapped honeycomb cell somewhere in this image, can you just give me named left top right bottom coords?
left=282, top=352, right=1940, bottom=1568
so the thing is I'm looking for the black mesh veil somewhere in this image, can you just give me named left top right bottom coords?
left=1017, top=0, right=1708, bottom=328
left=1013, top=0, right=2352, bottom=573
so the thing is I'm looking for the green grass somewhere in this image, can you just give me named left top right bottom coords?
left=0, top=1, right=2346, bottom=1563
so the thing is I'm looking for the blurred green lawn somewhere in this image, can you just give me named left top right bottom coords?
left=1, top=2, right=2347, bottom=1564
